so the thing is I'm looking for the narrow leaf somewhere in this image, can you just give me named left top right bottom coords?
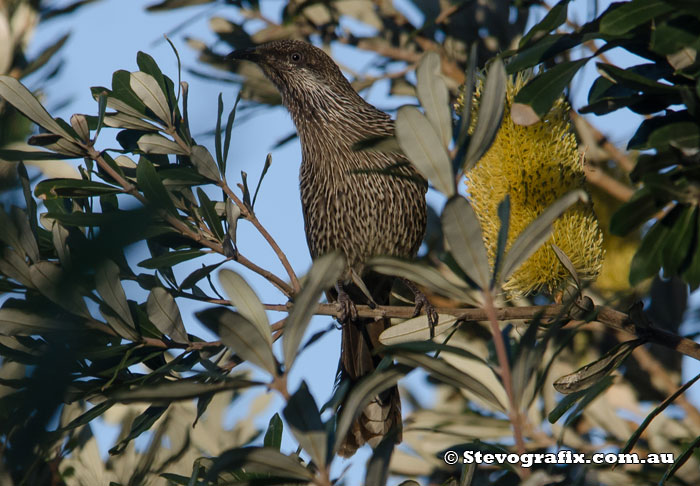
left=190, top=145, right=220, bottom=181
left=263, top=413, right=283, bottom=450
left=333, top=366, right=407, bottom=454
left=441, top=196, right=490, bottom=289
left=95, top=260, right=135, bottom=328
left=416, top=52, right=452, bottom=148
left=218, top=269, right=270, bottom=345
left=136, top=157, right=177, bottom=214
left=500, top=190, right=587, bottom=284
left=0, top=76, right=74, bottom=139
left=147, top=287, right=189, bottom=343
left=553, top=339, right=644, bottom=394
left=512, top=58, right=589, bottom=124
left=464, top=59, right=506, bottom=170
left=197, top=307, right=277, bottom=376
left=130, top=71, right=171, bottom=124
left=396, top=105, right=455, bottom=196
left=283, top=382, right=327, bottom=466
left=197, top=188, right=224, bottom=240
left=283, top=252, right=345, bottom=371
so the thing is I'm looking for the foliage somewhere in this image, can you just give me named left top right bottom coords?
left=0, top=1, right=699, bottom=486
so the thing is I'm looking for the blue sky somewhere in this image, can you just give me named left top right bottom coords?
left=20, top=0, right=700, bottom=484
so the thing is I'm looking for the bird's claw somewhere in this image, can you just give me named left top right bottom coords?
left=337, top=288, right=358, bottom=323
left=411, top=290, right=438, bottom=338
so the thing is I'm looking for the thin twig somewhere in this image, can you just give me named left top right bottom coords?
left=482, top=289, right=528, bottom=468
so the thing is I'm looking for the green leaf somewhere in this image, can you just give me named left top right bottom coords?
left=263, top=413, right=283, bottom=450
left=252, top=154, right=272, bottom=208
left=365, top=431, right=396, bottom=486
left=548, top=375, right=614, bottom=423
left=136, top=51, right=174, bottom=109
left=109, top=405, right=168, bottom=455
left=109, top=377, right=256, bottom=402
left=352, top=135, right=403, bottom=154
left=283, top=381, right=327, bottom=466
left=27, top=133, right=85, bottom=157
left=648, top=122, right=700, bottom=150
left=136, top=157, right=177, bottom=214
left=621, top=371, right=700, bottom=457
left=0, top=149, right=73, bottom=161
left=0, top=307, right=81, bottom=335
left=512, top=58, right=589, bottom=124
left=197, top=188, right=224, bottom=240
left=147, top=287, right=189, bottom=343
left=95, top=260, right=136, bottom=329
left=367, top=256, right=473, bottom=303
left=551, top=243, right=581, bottom=288
left=553, top=339, right=644, bottom=394
left=190, top=145, right=221, bottom=181
left=610, top=187, right=666, bottom=236
left=223, top=92, right=241, bottom=172
left=29, top=262, right=89, bottom=317
left=519, top=0, right=570, bottom=48
left=100, top=303, right=140, bottom=341
left=333, top=365, right=407, bottom=455
left=396, top=105, right=455, bottom=196
left=196, top=307, right=277, bottom=376
left=137, top=249, right=204, bottom=269
left=69, top=114, right=89, bottom=141
left=416, top=51, right=452, bottom=148
left=506, top=33, right=580, bottom=74
left=34, top=178, right=122, bottom=199
left=500, top=190, right=587, bottom=284
left=659, top=434, right=700, bottom=485
left=180, top=260, right=226, bottom=289
left=378, top=314, right=457, bottom=345
left=393, top=351, right=505, bottom=412
left=661, top=205, right=696, bottom=275
left=103, top=112, right=160, bottom=131
left=283, top=252, right=345, bottom=371
left=206, top=447, right=315, bottom=482
left=599, top=0, right=674, bottom=35
left=463, top=59, right=506, bottom=170
left=0, top=75, right=75, bottom=139
left=441, top=196, right=490, bottom=289
left=95, top=91, right=108, bottom=138
left=629, top=208, right=678, bottom=285
left=226, top=199, right=241, bottom=248
left=0, top=248, right=33, bottom=288
left=130, top=71, right=171, bottom=125
left=596, top=62, right=679, bottom=95
left=58, top=400, right=115, bottom=432
left=215, top=93, right=225, bottom=171
left=651, top=15, right=700, bottom=55
left=218, top=269, right=270, bottom=344
left=137, top=133, right=187, bottom=155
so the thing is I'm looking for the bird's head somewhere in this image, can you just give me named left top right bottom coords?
left=227, top=40, right=355, bottom=107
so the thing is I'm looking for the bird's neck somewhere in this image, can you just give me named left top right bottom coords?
left=282, top=86, right=393, bottom=149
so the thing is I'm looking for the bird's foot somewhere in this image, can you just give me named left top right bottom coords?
left=336, top=283, right=358, bottom=323
left=403, top=279, right=438, bottom=338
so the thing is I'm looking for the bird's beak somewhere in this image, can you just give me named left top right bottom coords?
left=226, top=47, right=261, bottom=63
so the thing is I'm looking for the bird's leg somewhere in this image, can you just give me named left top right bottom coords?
left=336, top=281, right=358, bottom=323
left=402, top=278, right=438, bottom=337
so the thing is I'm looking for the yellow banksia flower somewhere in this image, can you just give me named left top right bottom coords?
left=465, top=75, right=604, bottom=296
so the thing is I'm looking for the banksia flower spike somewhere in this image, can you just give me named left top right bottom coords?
left=465, top=75, right=604, bottom=297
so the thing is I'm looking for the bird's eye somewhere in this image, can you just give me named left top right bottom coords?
left=291, top=52, right=301, bottom=62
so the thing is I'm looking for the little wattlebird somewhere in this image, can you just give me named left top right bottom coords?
left=227, top=40, right=435, bottom=457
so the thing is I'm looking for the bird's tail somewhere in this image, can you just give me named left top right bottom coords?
left=337, top=315, right=402, bottom=458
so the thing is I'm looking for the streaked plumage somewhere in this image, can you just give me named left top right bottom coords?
left=228, top=40, right=427, bottom=457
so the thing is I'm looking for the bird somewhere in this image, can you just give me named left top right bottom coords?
left=227, top=40, right=429, bottom=457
